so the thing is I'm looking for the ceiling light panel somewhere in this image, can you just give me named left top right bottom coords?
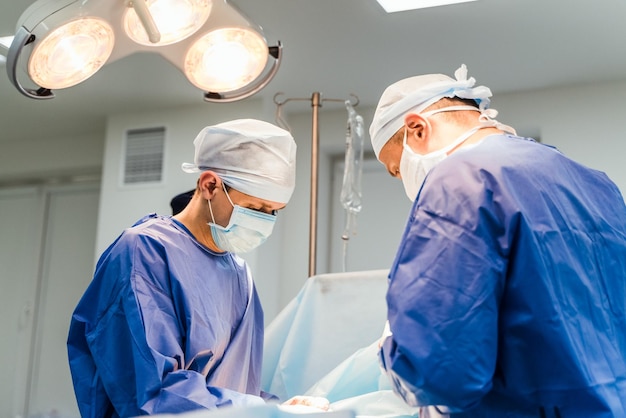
left=376, top=0, right=477, bottom=13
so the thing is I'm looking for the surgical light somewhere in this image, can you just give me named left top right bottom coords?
left=123, top=0, right=212, bottom=46
left=28, top=17, right=114, bottom=89
left=6, top=0, right=282, bottom=102
left=185, top=28, right=268, bottom=92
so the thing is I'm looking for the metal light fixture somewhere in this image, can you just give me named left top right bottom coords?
left=6, top=0, right=282, bottom=102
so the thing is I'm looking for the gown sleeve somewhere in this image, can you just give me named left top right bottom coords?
left=379, top=163, right=511, bottom=412
left=68, top=231, right=265, bottom=417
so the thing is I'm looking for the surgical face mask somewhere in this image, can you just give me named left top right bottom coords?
left=399, top=106, right=484, bottom=201
left=207, top=186, right=276, bottom=253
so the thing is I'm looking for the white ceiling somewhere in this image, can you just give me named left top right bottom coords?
left=1, top=0, right=626, bottom=143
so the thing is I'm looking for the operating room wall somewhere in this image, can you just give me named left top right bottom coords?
left=0, top=132, right=104, bottom=182
left=491, top=80, right=626, bottom=192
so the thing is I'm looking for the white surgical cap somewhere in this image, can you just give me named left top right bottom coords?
left=369, top=64, right=494, bottom=159
left=182, top=119, right=297, bottom=204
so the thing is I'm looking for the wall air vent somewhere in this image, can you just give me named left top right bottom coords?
left=123, top=127, right=165, bottom=185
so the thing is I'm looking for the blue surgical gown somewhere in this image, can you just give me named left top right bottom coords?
left=379, top=135, right=626, bottom=417
left=67, top=214, right=266, bottom=418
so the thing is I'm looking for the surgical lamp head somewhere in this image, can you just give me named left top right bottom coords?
left=5, top=0, right=282, bottom=102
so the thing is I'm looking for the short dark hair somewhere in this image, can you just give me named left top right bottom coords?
left=170, top=189, right=195, bottom=215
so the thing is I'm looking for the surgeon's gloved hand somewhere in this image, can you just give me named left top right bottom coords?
left=280, top=395, right=330, bottom=413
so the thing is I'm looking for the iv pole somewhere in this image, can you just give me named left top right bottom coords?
left=274, top=92, right=359, bottom=278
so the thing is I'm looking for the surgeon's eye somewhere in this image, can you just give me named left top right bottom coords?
left=249, top=206, right=277, bottom=216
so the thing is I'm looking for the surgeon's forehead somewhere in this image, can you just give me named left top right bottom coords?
left=379, top=127, right=404, bottom=158
left=391, top=126, right=404, bottom=142
left=384, top=126, right=404, bottom=150
left=378, top=130, right=404, bottom=175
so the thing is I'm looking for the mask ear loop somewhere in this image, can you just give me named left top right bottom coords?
left=221, top=184, right=236, bottom=208
left=402, top=126, right=417, bottom=155
left=207, top=199, right=217, bottom=225
left=207, top=182, right=236, bottom=226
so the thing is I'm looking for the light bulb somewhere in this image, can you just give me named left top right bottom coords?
left=28, top=17, right=114, bottom=89
left=124, top=0, right=212, bottom=46
left=184, top=28, right=268, bottom=92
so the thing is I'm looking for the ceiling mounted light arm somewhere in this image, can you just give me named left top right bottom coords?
left=6, top=26, right=54, bottom=99
left=203, top=41, right=282, bottom=103
left=127, top=0, right=161, bottom=44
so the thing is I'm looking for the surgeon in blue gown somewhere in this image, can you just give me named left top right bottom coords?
left=67, top=119, right=321, bottom=417
left=368, top=65, right=626, bottom=417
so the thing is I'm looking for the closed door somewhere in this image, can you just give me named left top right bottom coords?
left=0, top=183, right=99, bottom=418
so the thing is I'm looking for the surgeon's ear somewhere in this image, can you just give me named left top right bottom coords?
left=404, top=113, right=430, bottom=143
left=198, top=171, right=221, bottom=200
